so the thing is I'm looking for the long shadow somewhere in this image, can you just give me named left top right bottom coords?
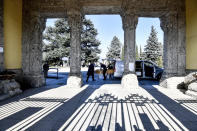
left=22, top=86, right=98, bottom=130
left=144, top=86, right=197, bottom=130
left=84, top=93, right=171, bottom=131
left=2, top=85, right=190, bottom=130
left=0, top=86, right=96, bottom=130
left=0, top=70, right=123, bottom=130
left=0, top=107, right=43, bottom=131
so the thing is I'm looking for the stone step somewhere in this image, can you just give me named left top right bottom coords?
left=0, top=93, right=10, bottom=101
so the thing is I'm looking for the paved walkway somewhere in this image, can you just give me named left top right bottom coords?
left=0, top=70, right=197, bottom=131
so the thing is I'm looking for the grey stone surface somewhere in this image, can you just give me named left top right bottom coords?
left=67, top=8, right=83, bottom=77
left=22, top=2, right=46, bottom=88
left=160, top=9, right=186, bottom=79
left=67, top=76, right=82, bottom=88
left=0, top=79, right=22, bottom=101
left=121, top=10, right=138, bottom=74
left=177, top=0, right=186, bottom=76
left=0, top=0, right=4, bottom=72
left=23, top=74, right=45, bottom=88
left=121, top=74, right=139, bottom=88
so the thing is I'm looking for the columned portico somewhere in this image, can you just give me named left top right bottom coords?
left=0, top=0, right=191, bottom=88
left=66, top=8, right=83, bottom=88
left=121, top=6, right=139, bottom=88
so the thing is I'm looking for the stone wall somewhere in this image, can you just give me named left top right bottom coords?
left=0, top=0, right=4, bottom=72
left=0, top=79, right=22, bottom=101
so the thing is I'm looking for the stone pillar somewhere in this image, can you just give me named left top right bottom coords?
left=22, top=11, right=46, bottom=88
left=0, top=0, right=4, bottom=72
left=177, top=1, right=186, bottom=76
left=160, top=11, right=181, bottom=79
left=66, top=10, right=83, bottom=88
left=121, top=12, right=139, bottom=88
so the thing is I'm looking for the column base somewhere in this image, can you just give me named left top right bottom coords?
left=23, top=74, right=45, bottom=88
left=121, top=73, right=139, bottom=88
left=67, top=75, right=82, bottom=88
left=160, top=71, right=178, bottom=82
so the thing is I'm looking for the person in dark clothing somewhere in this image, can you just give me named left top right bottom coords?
left=86, top=61, right=95, bottom=82
left=43, top=63, right=49, bottom=78
left=100, top=63, right=107, bottom=80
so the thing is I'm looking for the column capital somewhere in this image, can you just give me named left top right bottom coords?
left=26, top=11, right=46, bottom=33
left=159, top=16, right=168, bottom=32
left=160, top=11, right=177, bottom=32
left=67, top=9, right=83, bottom=33
left=121, top=13, right=138, bottom=31
left=66, top=0, right=83, bottom=32
left=121, top=0, right=138, bottom=30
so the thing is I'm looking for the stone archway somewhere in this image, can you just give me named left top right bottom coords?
left=21, top=0, right=186, bottom=88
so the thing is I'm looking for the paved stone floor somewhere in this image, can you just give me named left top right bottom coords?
left=0, top=68, right=197, bottom=131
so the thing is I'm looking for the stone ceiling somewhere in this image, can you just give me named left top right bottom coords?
left=25, top=0, right=183, bottom=17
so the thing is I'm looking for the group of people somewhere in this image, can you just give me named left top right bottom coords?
left=86, top=61, right=114, bottom=82
left=43, top=61, right=114, bottom=83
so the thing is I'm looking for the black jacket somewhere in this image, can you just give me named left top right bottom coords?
left=87, top=64, right=94, bottom=75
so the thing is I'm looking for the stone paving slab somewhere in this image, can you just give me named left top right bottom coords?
left=0, top=75, right=197, bottom=130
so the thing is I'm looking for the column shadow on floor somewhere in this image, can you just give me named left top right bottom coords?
left=144, top=87, right=197, bottom=130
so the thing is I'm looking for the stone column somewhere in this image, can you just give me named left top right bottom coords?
left=22, top=11, right=46, bottom=88
left=66, top=10, right=83, bottom=88
left=177, top=1, right=186, bottom=76
left=0, top=0, right=4, bottom=72
left=121, top=12, right=139, bottom=88
left=160, top=12, right=179, bottom=79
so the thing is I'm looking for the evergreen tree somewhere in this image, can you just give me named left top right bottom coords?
left=43, top=18, right=101, bottom=65
left=42, top=19, right=70, bottom=65
left=81, top=19, right=101, bottom=66
left=144, top=26, right=162, bottom=65
left=136, top=45, right=139, bottom=60
left=106, top=36, right=122, bottom=60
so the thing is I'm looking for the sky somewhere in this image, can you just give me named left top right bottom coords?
left=46, top=15, right=163, bottom=59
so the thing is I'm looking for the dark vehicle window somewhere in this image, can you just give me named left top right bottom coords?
left=136, top=61, right=142, bottom=69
